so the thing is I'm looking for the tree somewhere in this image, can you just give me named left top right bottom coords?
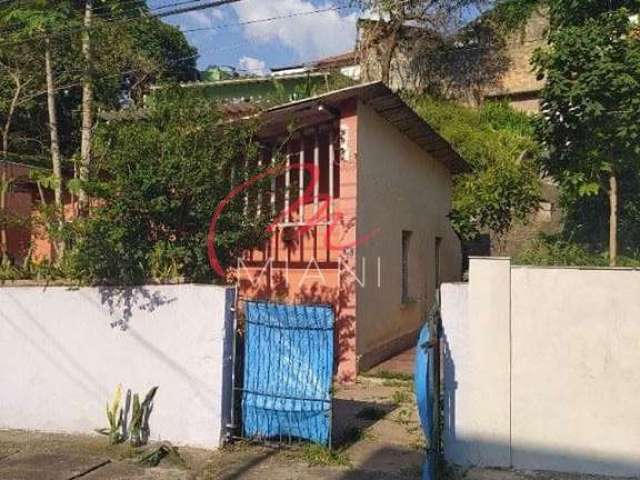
left=78, top=0, right=93, bottom=215
left=356, top=0, right=491, bottom=86
left=76, top=0, right=198, bottom=213
left=412, top=95, right=541, bottom=243
left=1, top=2, right=77, bottom=260
left=0, top=1, right=197, bottom=266
left=68, top=89, right=269, bottom=284
left=532, top=3, right=640, bottom=265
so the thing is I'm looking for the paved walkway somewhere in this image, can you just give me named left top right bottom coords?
left=366, top=347, right=416, bottom=378
left=199, top=376, right=424, bottom=479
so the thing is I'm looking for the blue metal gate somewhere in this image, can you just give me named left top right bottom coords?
left=239, top=301, right=334, bottom=446
left=415, top=294, right=441, bottom=480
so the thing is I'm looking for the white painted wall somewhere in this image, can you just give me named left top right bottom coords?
left=441, top=258, right=640, bottom=477
left=510, top=266, right=640, bottom=477
left=0, top=284, right=234, bottom=449
left=442, top=259, right=511, bottom=468
left=356, top=101, right=462, bottom=369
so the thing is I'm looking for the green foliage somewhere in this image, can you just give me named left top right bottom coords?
left=491, top=0, right=542, bottom=33
left=533, top=8, right=640, bottom=192
left=103, top=384, right=124, bottom=445
left=129, top=386, right=158, bottom=447
left=549, top=0, right=640, bottom=27
left=361, top=369, right=413, bottom=381
left=516, top=234, right=640, bottom=267
left=391, top=389, right=411, bottom=404
left=0, top=1, right=197, bottom=169
left=137, top=443, right=185, bottom=468
left=98, top=385, right=158, bottom=446
left=411, top=95, right=542, bottom=239
left=533, top=3, right=640, bottom=256
left=298, top=443, right=350, bottom=466
left=67, top=88, right=269, bottom=284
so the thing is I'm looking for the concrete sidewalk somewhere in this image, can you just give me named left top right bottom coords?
left=0, top=430, right=209, bottom=480
left=0, top=375, right=627, bottom=480
left=0, top=377, right=423, bottom=480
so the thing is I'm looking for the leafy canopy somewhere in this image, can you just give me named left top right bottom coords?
left=531, top=3, right=640, bottom=253
left=533, top=6, right=640, bottom=193
left=411, top=95, right=541, bottom=239
left=67, top=89, right=269, bottom=285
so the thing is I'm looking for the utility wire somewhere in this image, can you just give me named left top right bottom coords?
left=156, top=0, right=240, bottom=18
left=182, top=4, right=354, bottom=33
left=11, top=38, right=253, bottom=104
left=0, top=0, right=208, bottom=36
left=0, top=1, right=221, bottom=35
left=0, top=0, right=242, bottom=47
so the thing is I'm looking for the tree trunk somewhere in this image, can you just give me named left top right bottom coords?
left=1, top=142, right=8, bottom=266
left=78, top=0, right=93, bottom=215
left=609, top=172, right=618, bottom=267
left=45, top=38, right=65, bottom=259
left=0, top=71, right=22, bottom=265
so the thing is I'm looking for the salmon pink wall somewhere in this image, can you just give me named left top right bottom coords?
left=2, top=162, right=74, bottom=264
left=237, top=100, right=360, bottom=382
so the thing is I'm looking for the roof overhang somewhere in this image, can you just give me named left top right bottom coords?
left=259, top=82, right=470, bottom=174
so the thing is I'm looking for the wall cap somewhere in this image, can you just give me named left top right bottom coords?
left=468, top=256, right=511, bottom=260
left=511, top=264, right=640, bottom=272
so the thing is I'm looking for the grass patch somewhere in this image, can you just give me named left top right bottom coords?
left=355, top=406, right=387, bottom=421
left=362, top=370, right=413, bottom=381
left=298, top=443, right=350, bottom=467
left=392, top=389, right=411, bottom=404
left=382, top=379, right=410, bottom=388
left=393, top=408, right=412, bottom=425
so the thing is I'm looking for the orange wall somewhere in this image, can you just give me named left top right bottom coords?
left=2, top=162, right=74, bottom=264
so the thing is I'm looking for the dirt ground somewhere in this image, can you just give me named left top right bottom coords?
left=0, top=376, right=631, bottom=480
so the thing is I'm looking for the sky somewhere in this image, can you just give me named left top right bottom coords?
left=149, top=0, right=362, bottom=74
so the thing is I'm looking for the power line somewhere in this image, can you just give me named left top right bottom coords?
left=0, top=0, right=209, bottom=37
left=182, top=4, right=354, bottom=34
left=0, top=0, right=242, bottom=47
left=156, top=0, right=241, bottom=18
left=12, top=39, right=253, bottom=104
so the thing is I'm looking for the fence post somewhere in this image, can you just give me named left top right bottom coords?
left=429, top=289, right=442, bottom=476
left=225, top=288, right=240, bottom=443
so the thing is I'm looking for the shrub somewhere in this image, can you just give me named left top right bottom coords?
left=68, top=88, right=270, bottom=284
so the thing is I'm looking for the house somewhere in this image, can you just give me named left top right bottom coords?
left=157, top=71, right=336, bottom=104
left=270, top=50, right=361, bottom=82
left=357, top=10, right=548, bottom=113
left=147, top=52, right=361, bottom=108
left=481, top=9, right=547, bottom=112
left=235, top=82, right=468, bottom=381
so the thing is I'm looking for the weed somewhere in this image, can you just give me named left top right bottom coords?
left=394, top=408, right=412, bottom=425
left=362, top=370, right=413, bottom=381
left=137, top=442, right=185, bottom=468
left=299, top=443, right=350, bottom=467
left=392, top=389, right=411, bottom=404
left=382, top=379, right=410, bottom=388
left=410, top=438, right=427, bottom=451
left=355, top=406, right=387, bottom=421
